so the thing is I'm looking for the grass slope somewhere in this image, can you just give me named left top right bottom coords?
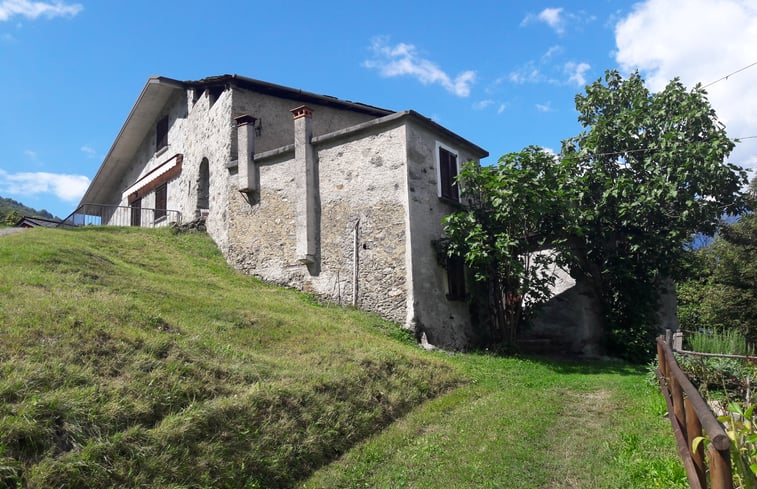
left=0, top=227, right=686, bottom=489
left=0, top=227, right=461, bottom=488
left=303, top=357, right=687, bottom=488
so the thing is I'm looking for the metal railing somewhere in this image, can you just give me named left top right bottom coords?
left=58, top=203, right=182, bottom=228
left=657, top=335, right=733, bottom=489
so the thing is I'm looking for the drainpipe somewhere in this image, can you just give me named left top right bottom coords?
left=353, top=218, right=360, bottom=307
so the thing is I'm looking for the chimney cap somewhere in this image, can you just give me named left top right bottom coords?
left=234, top=114, right=257, bottom=126
left=290, top=105, right=313, bottom=119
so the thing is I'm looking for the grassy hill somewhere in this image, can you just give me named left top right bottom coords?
left=0, top=227, right=686, bottom=488
left=0, top=227, right=461, bottom=488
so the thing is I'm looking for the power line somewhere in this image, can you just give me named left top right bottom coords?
left=571, top=136, right=756, bottom=159
left=702, top=61, right=757, bottom=89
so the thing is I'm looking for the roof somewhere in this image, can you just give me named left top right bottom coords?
left=80, top=74, right=486, bottom=206
left=15, top=216, right=62, bottom=228
left=187, top=75, right=393, bottom=117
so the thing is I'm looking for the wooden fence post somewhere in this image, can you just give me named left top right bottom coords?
left=709, top=444, right=734, bottom=489
left=671, top=373, right=686, bottom=436
left=685, top=397, right=706, bottom=487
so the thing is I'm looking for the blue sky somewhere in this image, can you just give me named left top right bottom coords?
left=1, top=0, right=756, bottom=218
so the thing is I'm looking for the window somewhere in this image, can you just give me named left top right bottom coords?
left=156, top=115, right=169, bottom=152
left=437, top=145, right=459, bottom=202
left=154, top=183, right=167, bottom=220
left=130, top=198, right=142, bottom=227
left=446, top=255, right=466, bottom=300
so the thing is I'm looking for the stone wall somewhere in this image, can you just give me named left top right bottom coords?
left=404, top=121, right=482, bottom=348
left=231, top=90, right=381, bottom=155
left=224, top=121, right=409, bottom=324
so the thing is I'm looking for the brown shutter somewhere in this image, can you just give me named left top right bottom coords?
left=156, top=116, right=169, bottom=151
left=439, top=147, right=459, bottom=201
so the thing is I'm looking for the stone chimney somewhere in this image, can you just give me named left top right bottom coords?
left=235, top=114, right=257, bottom=194
left=291, top=105, right=317, bottom=264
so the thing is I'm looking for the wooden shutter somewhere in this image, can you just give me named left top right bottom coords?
left=446, top=255, right=466, bottom=300
left=130, top=198, right=142, bottom=227
left=156, top=116, right=168, bottom=151
left=439, top=147, right=458, bottom=201
left=155, top=184, right=167, bottom=220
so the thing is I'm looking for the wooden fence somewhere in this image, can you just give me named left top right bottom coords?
left=656, top=335, right=733, bottom=489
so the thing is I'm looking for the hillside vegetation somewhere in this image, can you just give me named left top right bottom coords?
left=0, top=196, right=56, bottom=224
left=0, top=227, right=461, bottom=488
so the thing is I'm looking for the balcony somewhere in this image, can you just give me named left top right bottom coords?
left=59, top=203, right=182, bottom=228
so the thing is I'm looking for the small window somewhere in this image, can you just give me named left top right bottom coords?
left=156, top=115, right=169, bottom=152
left=446, top=255, right=466, bottom=300
left=438, top=145, right=459, bottom=202
left=130, top=198, right=142, bottom=227
left=154, top=183, right=167, bottom=220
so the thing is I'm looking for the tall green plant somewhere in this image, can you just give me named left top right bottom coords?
left=442, top=146, right=568, bottom=345
left=720, top=403, right=757, bottom=489
left=690, top=329, right=754, bottom=356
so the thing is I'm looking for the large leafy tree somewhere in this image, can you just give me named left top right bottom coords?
left=444, top=70, right=750, bottom=358
left=560, top=70, right=749, bottom=358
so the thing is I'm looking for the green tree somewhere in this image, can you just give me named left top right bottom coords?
left=678, top=186, right=756, bottom=342
left=4, top=210, right=22, bottom=226
left=560, top=70, right=749, bottom=359
left=442, top=146, right=568, bottom=345
left=443, top=70, right=750, bottom=359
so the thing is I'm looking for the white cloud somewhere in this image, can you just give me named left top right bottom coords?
left=543, top=45, right=563, bottom=59
left=363, top=37, right=476, bottom=97
left=508, top=61, right=545, bottom=84
left=522, top=7, right=565, bottom=34
left=473, top=99, right=494, bottom=110
left=565, top=61, right=591, bottom=86
left=0, top=169, right=90, bottom=201
left=80, top=145, right=96, bottom=158
left=536, top=102, right=554, bottom=113
left=0, top=0, right=83, bottom=21
left=539, top=8, right=565, bottom=32
left=497, top=104, right=507, bottom=114
left=614, top=0, right=757, bottom=176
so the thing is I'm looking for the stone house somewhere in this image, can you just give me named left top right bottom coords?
left=80, top=74, right=489, bottom=349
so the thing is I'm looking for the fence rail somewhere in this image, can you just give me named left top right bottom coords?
left=657, top=335, right=733, bottom=489
left=59, top=203, right=181, bottom=228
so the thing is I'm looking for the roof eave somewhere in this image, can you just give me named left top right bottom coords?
left=80, top=76, right=185, bottom=206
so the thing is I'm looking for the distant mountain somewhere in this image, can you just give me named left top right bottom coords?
left=0, top=196, right=57, bottom=223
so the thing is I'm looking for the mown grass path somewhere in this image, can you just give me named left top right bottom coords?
left=303, top=355, right=688, bottom=489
